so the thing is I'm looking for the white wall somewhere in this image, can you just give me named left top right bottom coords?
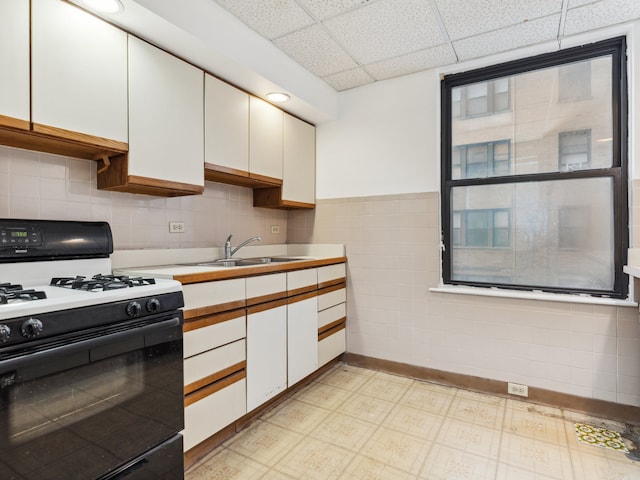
left=316, top=71, right=439, bottom=199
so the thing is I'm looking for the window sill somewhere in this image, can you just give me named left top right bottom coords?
left=430, top=285, right=637, bottom=307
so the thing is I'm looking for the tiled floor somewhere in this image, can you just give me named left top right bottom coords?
left=185, top=363, right=640, bottom=479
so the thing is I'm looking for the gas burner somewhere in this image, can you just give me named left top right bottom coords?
left=0, top=283, right=47, bottom=304
left=50, top=274, right=156, bottom=292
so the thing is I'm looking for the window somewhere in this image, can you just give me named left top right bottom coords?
left=441, top=37, right=628, bottom=298
left=559, top=130, right=591, bottom=171
left=453, top=140, right=510, bottom=179
left=559, top=60, right=591, bottom=102
left=452, top=78, right=511, bottom=118
left=453, top=209, right=510, bottom=247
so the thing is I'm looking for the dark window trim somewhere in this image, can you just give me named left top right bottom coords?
left=440, top=36, right=628, bottom=298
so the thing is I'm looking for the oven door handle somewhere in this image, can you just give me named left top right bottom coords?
left=0, top=316, right=181, bottom=373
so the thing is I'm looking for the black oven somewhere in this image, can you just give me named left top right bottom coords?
left=0, top=310, right=184, bottom=480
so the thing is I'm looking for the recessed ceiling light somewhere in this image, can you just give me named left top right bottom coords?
left=266, top=92, right=290, bottom=103
left=81, top=0, right=123, bottom=13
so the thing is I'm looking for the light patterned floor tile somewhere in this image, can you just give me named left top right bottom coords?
left=308, top=412, right=378, bottom=452
left=399, top=382, right=455, bottom=415
left=261, top=470, right=297, bottom=479
left=504, top=399, right=568, bottom=445
left=569, top=450, right=640, bottom=480
left=295, top=381, right=354, bottom=410
left=499, top=432, right=575, bottom=479
left=384, top=404, right=445, bottom=440
left=419, top=443, right=498, bottom=480
left=263, top=398, right=331, bottom=435
left=448, top=394, right=506, bottom=430
left=337, top=455, right=418, bottom=480
left=225, top=420, right=304, bottom=465
left=273, top=437, right=355, bottom=480
left=336, top=392, right=395, bottom=424
left=357, top=375, right=412, bottom=403
left=316, top=366, right=371, bottom=392
left=495, top=462, right=565, bottom=479
left=361, top=426, right=433, bottom=475
left=455, top=388, right=507, bottom=406
left=437, top=417, right=502, bottom=458
left=185, top=448, right=270, bottom=480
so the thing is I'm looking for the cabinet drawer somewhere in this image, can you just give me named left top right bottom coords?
left=318, top=288, right=346, bottom=311
left=318, top=328, right=346, bottom=367
left=318, top=264, right=346, bottom=287
left=287, top=268, right=317, bottom=295
left=184, top=338, right=245, bottom=388
left=184, top=311, right=246, bottom=358
left=183, top=378, right=246, bottom=452
left=246, top=272, right=286, bottom=305
left=182, top=278, right=245, bottom=315
left=318, top=303, right=346, bottom=330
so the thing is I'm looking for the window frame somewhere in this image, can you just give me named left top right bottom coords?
left=440, top=37, right=628, bottom=298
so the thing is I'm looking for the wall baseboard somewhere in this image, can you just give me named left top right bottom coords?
left=343, top=353, right=640, bottom=423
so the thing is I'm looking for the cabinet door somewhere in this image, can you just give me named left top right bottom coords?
left=0, top=0, right=29, bottom=129
left=283, top=113, right=315, bottom=205
left=127, top=36, right=204, bottom=188
left=32, top=0, right=128, bottom=144
left=287, top=296, right=318, bottom=387
left=205, top=74, right=249, bottom=172
left=249, top=97, right=283, bottom=181
left=246, top=304, right=287, bottom=412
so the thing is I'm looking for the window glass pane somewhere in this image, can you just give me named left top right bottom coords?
left=451, top=56, right=613, bottom=177
left=451, top=177, right=614, bottom=290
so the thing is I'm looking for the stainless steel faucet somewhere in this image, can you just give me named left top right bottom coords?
left=224, top=234, right=261, bottom=259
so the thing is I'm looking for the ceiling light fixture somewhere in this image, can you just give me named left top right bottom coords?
left=81, top=0, right=123, bottom=13
left=266, top=92, right=290, bottom=103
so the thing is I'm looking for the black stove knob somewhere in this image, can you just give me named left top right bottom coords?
left=0, top=325, right=10, bottom=342
left=21, top=318, right=43, bottom=338
left=146, top=298, right=161, bottom=313
left=126, top=301, right=142, bottom=317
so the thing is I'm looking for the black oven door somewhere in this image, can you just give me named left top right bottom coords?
left=0, top=313, right=184, bottom=480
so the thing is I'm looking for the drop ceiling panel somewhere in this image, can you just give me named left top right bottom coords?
left=435, top=0, right=562, bottom=41
left=366, top=44, right=457, bottom=81
left=564, top=0, right=640, bottom=35
left=454, top=14, right=561, bottom=60
left=215, top=0, right=314, bottom=39
left=322, top=0, right=446, bottom=64
left=274, top=24, right=359, bottom=77
left=322, top=68, right=374, bottom=91
left=298, top=0, right=373, bottom=21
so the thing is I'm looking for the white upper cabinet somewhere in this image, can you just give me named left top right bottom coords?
left=205, top=74, right=249, bottom=172
left=0, top=0, right=29, bottom=129
left=123, top=36, right=204, bottom=193
left=31, top=0, right=128, bottom=147
left=249, top=97, right=283, bottom=181
left=282, top=113, right=316, bottom=206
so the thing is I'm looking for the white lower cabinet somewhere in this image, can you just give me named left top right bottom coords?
left=184, top=379, right=246, bottom=451
left=246, top=304, right=287, bottom=411
left=287, top=295, right=318, bottom=387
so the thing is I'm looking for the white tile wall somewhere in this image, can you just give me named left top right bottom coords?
left=0, top=145, right=287, bottom=249
left=288, top=192, right=640, bottom=407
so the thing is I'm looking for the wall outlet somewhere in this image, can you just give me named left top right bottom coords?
left=271, top=225, right=280, bottom=234
left=169, top=221, right=185, bottom=233
left=508, top=382, right=528, bottom=397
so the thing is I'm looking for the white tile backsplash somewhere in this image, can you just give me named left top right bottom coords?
left=0, top=145, right=287, bottom=249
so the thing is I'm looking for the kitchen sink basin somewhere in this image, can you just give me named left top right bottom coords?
left=193, top=257, right=306, bottom=268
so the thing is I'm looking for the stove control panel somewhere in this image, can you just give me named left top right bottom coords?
left=21, top=318, right=44, bottom=338
left=0, top=226, right=42, bottom=247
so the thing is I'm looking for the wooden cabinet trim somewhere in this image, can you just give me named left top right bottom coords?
left=0, top=116, right=29, bottom=131
left=32, top=122, right=128, bottom=153
left=318, top=322, right=346, bottom=341
left=318, top=318, right=347, bottom=337
left=287, top=284, right=317, bottom=297
left=318, top=282, right=346, bottom=295
left=253, top=186, right=315, bottom=210
left=184, top=308, right=245, bottom=331
left=246, top=291, right=287, bottom=308
left=184, top=368, right=246, bottom=407
left=247, top=297, right=287, bottom=315
left=184, top=300, right=246, bottom=320
left=184, top=360, right=246, bottom=397
left=287, top=290, right=318, bottom=304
